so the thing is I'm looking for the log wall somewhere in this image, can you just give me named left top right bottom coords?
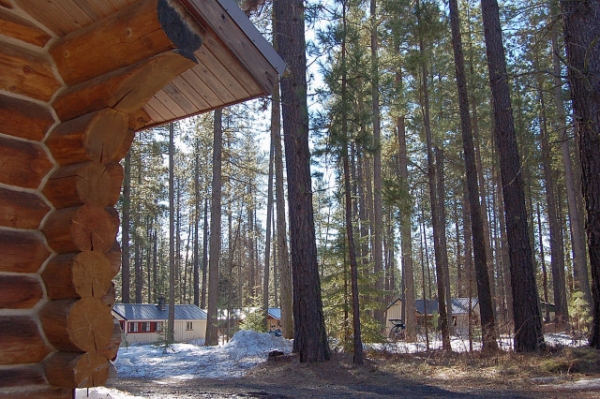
left=0, top=0, right=202, bottom=397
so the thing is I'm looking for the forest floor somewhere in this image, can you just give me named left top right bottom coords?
left=108, top=347, right=600, bottom=398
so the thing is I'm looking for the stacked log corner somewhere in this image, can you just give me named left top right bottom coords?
left=37, top=105, right=127, bottom=391
left=0, top=0, right=204, bottom=397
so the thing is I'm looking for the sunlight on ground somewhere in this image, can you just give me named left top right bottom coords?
left=75, top=331, right=590, bottom=399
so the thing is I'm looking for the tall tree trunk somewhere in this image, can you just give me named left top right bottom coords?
left=205, top=109, right=223, bottom=346
left=248, top=186, right=256, bottom=300
left=417, top=0, right=450, bottom=350
left=135, top=155, right=143, bottom=304
left=481, top=0, right=543, bottom=351
left=273, top=0, right=330, bottom=362
left=121, top=151, right=131, bottom=303
left=370, top=0, right=385, bottom=328
left=201, top=197, right=209, bottom=310
left=193, top=139, right=201, bottom=307
left=435, top=148, right=453, bottom=330
left=167, top=122, right=176, bottom=343
left=551, top=20, right=591, bottom=305
left=263, top=139, right=274, bottom=330
left=340, top=1, right=363, bottom=363
left=537, top=80, right=569, bottom=324
left=272, top=83, right=292, bottom=340
left=560, top=0, right=600, bottom=348
left=396, top=107, right=417, bottom=342
left=449, top=0, right=497, bottom=351
left=537, top=204, right=551, bottom=322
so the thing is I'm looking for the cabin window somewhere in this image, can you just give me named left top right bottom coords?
left=186, top=322, right=193, bottom=331
left=128, top=322, right=138, bottom=333
left=127, top=322, right=159, bottom=333
left=157, top=322, right=163, bottom=332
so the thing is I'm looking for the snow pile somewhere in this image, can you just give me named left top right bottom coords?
left=75, top=330, right=292, bottom=399
left=114, top=330, right=291, bottom=380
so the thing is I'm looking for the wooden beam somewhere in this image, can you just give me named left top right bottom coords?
left=0, top=187, right=50, bottom=229
left=42, top=251, right=115, bottom=300
left=0, top=136, right=53, bottom=189
left=0, top=230, right=50, bottom=273
left=0, top=365, right=46, bottom=389
left=42, top=205, right=119, bottom=254
left=106, top=240, right=122, bottom=276
left=0, top=42, right=61, bottom=102
left=0, top=387, right=73, bottom=399
left=0, top=94, right=55, bottom=141
left=42, top=161, right=123, bottom=209
left=0, top=275, right=43, bottom=309
left=0, top=8, right=52, bottom=47
left=0, top=316, right=52, bottom=365
left=45, top=109, right=132, bottom=167
left=98, top=318, right=122, bottom=361
left=53, top=50, right=198, bottom=122
left=50, top=0, right=202, bottom=86
left=44, top=351, right=109, bottom=389
left=40, top=298, right=113, bottom=352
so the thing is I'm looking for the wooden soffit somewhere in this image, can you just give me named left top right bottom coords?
left=10, top=0, right=284, bottom=130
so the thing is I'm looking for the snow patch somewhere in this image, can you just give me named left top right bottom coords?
left=75, top=330, right=292, bottom=399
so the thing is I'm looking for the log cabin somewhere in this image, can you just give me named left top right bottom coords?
left=0, top=0, right=284, bottom=397
left=385, top=297, right=481, bottom=338
left=112, top=301, right=207, bottom=344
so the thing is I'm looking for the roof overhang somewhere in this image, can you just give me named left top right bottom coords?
left=10, top=0, right=284, bottom=130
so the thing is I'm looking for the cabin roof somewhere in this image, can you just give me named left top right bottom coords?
left=387, top=298, right=479, bottom=316
left=113, top=303, right=207, bottom=321
left=14, top=0, right=284, bottom=129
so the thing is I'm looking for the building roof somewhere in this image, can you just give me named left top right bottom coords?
left=113, top=303, right=207, bottom=321
left=14, top=0, right=284, bottom=130
left=388, top=298, right=479, bottom=316
left=268, top=308, right=281, bottom=320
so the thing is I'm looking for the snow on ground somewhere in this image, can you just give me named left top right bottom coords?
left=75, top=331, right=587, bottom=399
left=371, top=332, right=588, bottom=354
left=75, top=330, right=292, bottom=399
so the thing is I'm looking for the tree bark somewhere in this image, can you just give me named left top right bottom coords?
left=121, top=151, right=131, bottom=303
left=560, top=0, right=600, bottom=348
left=205, top=108, right=223, bottom=346
left=341, top=1, right=363, bottom=364
left=272, top=81, right=292, bottom=339
left=168, top=122, right=176, bottom=343
left=551, top=6, right=590, bottom=305
left=537, top=80, right=568, bottom=324
left=394, top=61, right=417, bottom=342
left=273, top=0, right=330, bottom=362
left=416, top=0, right=451, bottom=350
left=481, top=0, right=543, bottom=351
left=263, top=133, right=274, bottom=330
left=448, top=0, right=497, bottom=351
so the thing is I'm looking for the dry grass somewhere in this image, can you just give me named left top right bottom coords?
left=363, top=345, right=600, bottom=389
